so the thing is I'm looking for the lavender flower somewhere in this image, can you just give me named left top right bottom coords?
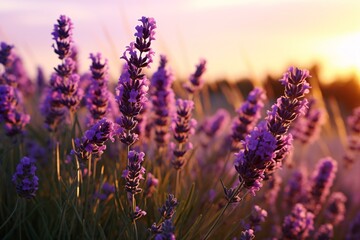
left=0, top=85, right=30, bottom=136
left=72, top=118, right=115, bottom=167
left=12, top=157, right=39, bottom=199
left=42, top=15, right=82, bottom=131
left=0, top=42, right=14, bottom=69
left=159, top=194, right=179, bottom=220
left=247, top=205, right=268, bottom=232
left=145, top=172, right=159, bottom=197
left=94, top=182, right=115, bottom=201
left=325, top=192, right=347, bottom=225
left=234, top=122, right=277, bottom=195
left=86, top=53, right=109, bottom=125
left=183, top=59, right=206, bottom=94
left=265, top=67, right=310, bottom=177
left=52, top=15, right=73, bottom=60
left=122, top=150, right=146, bottom=195
left=201, top=108, right=230, bottom=138
left=306, top=157, right=337, bottom=214
left=291, top=98, right=324, bottom=144
left=154, top=219, right=176, bottom=240
left=116, top=17, right=156, bottom=146
left=150, top=54, right=175, bottom=147
left=344, top=106, right=360, bottom=167
left=314, top=224, right=333, bottom=240
left=231, top=87, right=266, bottom=151
left=346, top=212, right=360, bottom=240
left=171, top=99, right=197, bottom=169
left=284, top=169, right=307, bottom=208
left=282, top=203, right=314, bottom=240
left=239, top=229, right=255, bottom=240
left=131, top=206, right=147, bottom=221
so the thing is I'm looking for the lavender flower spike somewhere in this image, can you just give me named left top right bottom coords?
left=72, top=118, right=115, bottom=167
left=306, top=157, right=337, bottom=214
left=171, top=99, right=197, bottom=169
left=248, top=205, right=268, bottom=232
left=314, top=224, right=334, bottom=240
left=116, top=17, right=156, bottom=146
left=239, top=229, right=255, bottom=240
left=0, top=42, right=14, bottom=67
left=231, top=87, right=266, bottom=151
left=184, top=59, right=207, bottom=94
left=159, top=194, right=179, bottom=220
left=344, top=106, right=360, bottom=167
left=234, top=122, right=277, bottom=195
left=282, top=203, right=314, bottom=240
left=122, top=150, right=146, bottom=195
left=86, top=53, right=109, bottom=125
left=12, top=157, right=39, bottom=199
left=155, top=219, right=176, bottom=240
left=150, top=54, right=175, bottom=147
left=52, top=15, right=73, bottom=60
left=325, top=192, right=347, bottom=225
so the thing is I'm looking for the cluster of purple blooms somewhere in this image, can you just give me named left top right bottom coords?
left=183, top=59, right=207, bottom=94
left=233, top=67, right=311, bottom=197
left=282, top=203, right=314, bottom=240
left=0, top=43, right=30, bottom=136
left=344, top=106, right=360, bottom=167
left=150, top=55, right=175, bottom=147
left=171, top=99, right=197, bottom=169
left=231, top=87, right=266, bottom=151
left=12, top=157, right=39, bottom=199
left=291, top=98, right=324, bottom=144
left=72, top=118, right=115, bottom=168
left=151, top=194, right=178, bottom=239
left=86, top=53, right=110, bottom=126
left=42, top=15, right=83, bottom=132
left=116, top=17, right=156, bottom=146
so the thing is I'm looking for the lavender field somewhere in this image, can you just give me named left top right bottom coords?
left=1, top=15, right=360, bottom=240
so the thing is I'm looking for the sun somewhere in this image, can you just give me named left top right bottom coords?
left=319, top=32, right=360, bottom=79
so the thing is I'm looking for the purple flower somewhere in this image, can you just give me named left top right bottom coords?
left=12, top=157, right=39, bottom=199
left=314, top=224, right=333, bottom=240
left=239, top=229, right=255, bottom=240
left=116, top=19, right=157, bottom=147
left=282, top=203, right=314, bottom=240
left=265, top=67, right=311, bottom=178
left=52, top=15, right=73, bottom=60
left=86, top=53, right=110, bottom=125
left=154, top=219, right=176, bottom=240
left=171, top=99, right=197, bottom=169
left=150, top=55, right=175, bottom=147
left=73, top=118, right=115, bottom=167
left=0, top=85, right=30, bottom=136
left=231, top=87, right=266, bottom=151
left=291, top=98, right=324, bottom=144
left=247, top=205, right=268, bottom=232
left=234, top=122, right=277, bottom=195
left=325, top=192, right=347, bottom=225
left=346, top=212, right=360, bottom=240
left=201, top=108, right=230, bottom=138
left=145, top=172, right=159, bottom=197
left=344, top=106, right=360, bottom=167
left=159, top=194, right=179, bottom=220
left=131, top=206, right=147, bottom=221
left=0, top=42, right=14, bottom=67
left=284, top=169, right=307, bottom=208
left=183, top=59, right=206, bottom=94
left=122, top=150, right=146, bottom=195
left=94, top=182, right=115, bottom=201
left=306, top=157, right=337, bottom=214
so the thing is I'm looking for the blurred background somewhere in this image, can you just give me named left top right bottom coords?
left=1, top=0, right=360, bottom=84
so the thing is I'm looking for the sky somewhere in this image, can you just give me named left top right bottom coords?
left=0, top=0, right=360, bottom=83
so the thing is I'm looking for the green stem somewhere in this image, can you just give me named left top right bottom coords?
left=175, top=169, right=181, bottom=197
left=202, top=182, right=244, bottom=240
left=0, top=198, right=19, bottom=230
left=132, top=194, right=138, bottom=240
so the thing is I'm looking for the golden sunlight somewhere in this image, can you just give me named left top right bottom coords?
left=319, top=32, right=360, bottom=79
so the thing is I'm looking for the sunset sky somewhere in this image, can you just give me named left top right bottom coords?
left=1, top=0, right=360, bottom=83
